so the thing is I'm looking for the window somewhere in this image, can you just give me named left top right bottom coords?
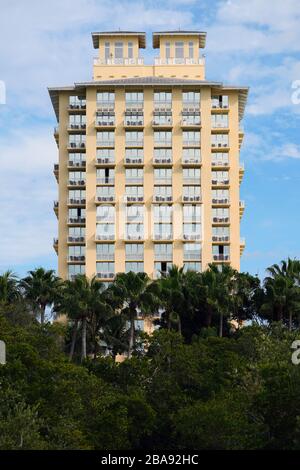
left=154, top=148, right=172, bottom=163
left=69, top=134, right=86, bottom=148
left=125, top=131, right=143, bottom=146
left=188, top=42, right=194, bottom=59
left=184, top=243, right=201, bottom=260
left=96, top=262, right=115, bottom=277
left=126, top=205, right=144, bottom=222
left=68, top=189, right=85, bottom=204
left=154, top=243, right=172, bottom=261
left=128, top=42, right=133, bottom=59
left=97, top=91, right=115, bottom=106
left=105, top=42, right=110, bottom=60
left=125, top=92, right=144, bottom=106
left=183, top=205, right=201, bottom=222
left=154, top=261, right=172, bottom=278
left=96, top=223, right=115, bottom=240
left=97, top=148, right=115, bottom=163
left=211, top=95, right=229, bottom=109
left=212, top=208, right=229, bottom=223
left=182, top=131, right=200, bottom=146
left=154, top=223, right=172, bottom=240
left=125, top=186, right=143, bottom=201
left=154, top=91, right=172, bottom=104
left=126, top=223, right=144, bottom=240
left=182, top=148, right=201, bottom=163
left=211, top=152, right=229, bottom=166
left=96, top=186, right=115, bottom=200
left=154, top=205, right=172, bottom=222
left=212, top=226, right=230, bottom=241
left=212, top=170, right=229, bottom=185
left=96, top=205, right=115, bottom=222
left=68, top=171, right=85, bottom=185
left=125, top=148, right=143, bottom=163
left=154, top=186, right=172, bottom=201
left=154, top=168, right=172, bottom=184
left=183, top=262, right=201, bottom=272
left=211, top=134, right=229, bottom=148
left=175, top=41, right=184, bottom=59
left=68, top=153, right=86, bottom=167
left=114, top=42, right=123, bottom=59
left=183, top=168, right=200, bottom=183
left=68, top=264, right=85, bottom=279
left=68, top=245, right=85, bottom=261
left=183, top=223, right=201, bottom=241
left=212, top=189, right=229, bottom=204
left=126, top=243, right=144, bottom=260
left=182, top=91, right=200, bottom=104
left=154, top=131, right=172, bottom=146
left=211, top=114, right=229, bottom=129
left=165, top=42, right=170, bottom=59
left=69, top=95, right=86, bottom=108
left=68, top=208, right=85, bottom=222
left=125, top=262, right=144, bottom=273
left=126, top=168, right=143, bottom=184
left=68, top=227, right=85, bottom=241
left=97, top=131, right=115, bottom=146
left=96, top=243, right=114, bottom=260
left=212, top=244, right=230, bottom=261
left=69, top=114, right=86, bottom=129
left=183, top=186, right=201, bottom=201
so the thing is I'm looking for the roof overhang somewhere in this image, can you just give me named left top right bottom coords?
left=92, top=31, right=146, bottom=49
left=153, top=31, right=206, bottom=49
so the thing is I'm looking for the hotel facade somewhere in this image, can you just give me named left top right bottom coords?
left=49, top=31, right=248, bottom=283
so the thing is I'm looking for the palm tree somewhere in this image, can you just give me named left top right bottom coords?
left=0, top=271, right=21, bottom=303
left=20, top=268, right=61, bottom=325
left=110, top=271, right=159, bottom=358
left=261, top=259, right=300, bottom=330
left=100, top=315, right=129, bottom=361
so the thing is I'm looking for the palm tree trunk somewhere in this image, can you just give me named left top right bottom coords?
left=128, top=318, right=135, bottom=358
left=289, top=310, right=293, bottom=332
left=81, top=317, right=87, bottom=362
left=40, top=304, right=46, bottom=325
left=219, top=312, right=223, bottom=337
left=69, top=319, right=78, bottom=361
left=205, top=305, right=213, bottom=327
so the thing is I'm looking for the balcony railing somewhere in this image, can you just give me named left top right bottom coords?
left=182, top=195, right=201, bottom=202
left=182, top=156, right=201, bottom=165
left=213, top=254, right=230, bottom=261
left=125, top=234, right=144, bottom=241
left=96, top=118, right=115, bottom=127
left=95, top=234, right=115, bottom=241
left=153, top=157, right=172, bottom=165
left=125, top=140, right=144, bottom=147
left=153, top=195, right=172, bottom=202
left=154, top=140, right=172, bottom=147
left=154, top=57, right=205, bottom=65
left=153, top=234, right=172, bottom=241
left=96, top=195, right=115, bottom=202
left=153, top=101, right=172, bottom=111
left=96, top=157, right=115, bottom=165
left=96, top=253, right=114, bottom=261
left=68, top=159, right=86, bottom=167
left=183, top=177, right=200, bottom=184
left=97, top=177, right=115, bottom=185
left=68, top=198, right=86, bottom=205
left=152, top=118, right=173, bottom=127
left=68, top=255, right=85, bottom=262
left=183, top=234, right=201, bottom=241
left=211, top=142, right=229, bottom=148
left=212, top=179, right=229, bottom=186
left=97, top=140, right=115, bottom=147
left=124, top=118, right=144, bottom=127
left=68, top=142, right=86, bottom=149
left=97, top=101, right=115, bottom=110
left=94, top=58, right=144, bottom=66
left=124, top=157, right=144, bottom=165
left=68, top=123, right=86, bottom=130
left=182, top=139, right=200, bottom=147
left=68, top=236, right=85, bottom=243
left=68, top=217, right=86, bottom=224
left=154, top=178, right=172, bottom=185
left=68, top=179, right=86, bottom=186
left=212, top=217, right=229, bottom=224
left=212, top=198, right=229, bottom=205
left=212, top=159, right=229, bottom=167
left=181, top=117, right=201, bottom=127
left=68, top=103, right=86, bottom=110
left=184, top=252, right=201, bottom=260
left=126, top=177, right=144, bottom=185
left=212, top=235, right=230, bottom=242
left=125, top=196, right=144, bottom=203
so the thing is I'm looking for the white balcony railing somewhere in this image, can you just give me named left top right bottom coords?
left=154, top=57, right=205, bottom=66
left=94, top=58, right=144, bottom=66
left=213, top=254, right=230, bottom=261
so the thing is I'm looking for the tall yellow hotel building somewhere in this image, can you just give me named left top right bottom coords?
left=49, top=30, right=247, bottom=290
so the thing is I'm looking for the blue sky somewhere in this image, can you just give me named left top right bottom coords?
left=0, top=0, right=299, bottom=278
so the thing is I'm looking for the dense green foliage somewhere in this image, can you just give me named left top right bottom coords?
left=0, top=259, right=300, bottom=449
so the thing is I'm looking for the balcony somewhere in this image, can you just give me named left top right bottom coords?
left=153, top=234, right=172, bottom=241
left=212, top=235, right=230, bottom=243
left=125, top=234, right=144, bottom=241
left=240, top=238, right=246, bottom=256
left=94, top=57, right=144, bottom=66
left=211, top=123, right=229, bottom=132
left=182, top=156, right=201, bottom=166
left=95, top=195, right=115, bottom=203
left=213, top=254, right=230, bottom=262
left=212, top=179, right=229, bottom=186
left=95, top=234, right=115, bottom=241
left=68, top=123, right=86, bottom=132
left=183, top=234, right=201, bottom=241
left=212, top=197, right=230, bottom=205
left=124, top=117, right=144, bottom=128
left=239, top=163, right=245, bottom=184
left=68, top=255, right=85, bottom=263
left=53, top=201, right=58, bottom=216
left=239, top=200, right=245, bottom=218
left=68, top=217, right=86, bottom=225
left=53, top=163, right=59, bottom=182
left=182, top=102, right=200, bottom=112
left=153, top=195, right=172, bottom=203
left=183, top=251, right=201, bottom=261
left=154, top=57, right=205, bottom=66
left=96, top=272, right=115, bottom=280
left=96, top=157, right=115, bottom=166
left=68, top=158, right=86, bottom=168
left=152, top=117, right=173, bottom=128
left=153, top=156, right=172, bottom=166
left=212, top=158, right=229, bottom=168
left=97, top=177, right=115, bottom=185
left=68, top=102, right=86, bottom=111
left=68, top=198, right=86, bottom=206
left=68, top=142, right=86, bottom=150
left=53, top=238, right=58, bottom=254
left=124, top=157, right=144, bottom=166
left=68, top=179, right=86, bottom=187
left=153, top=101, right=172, bottom=112
left=68, top=236, right=85, bottom=243
left=212, top=217, right=229, bottom=224
left=97, top=100, right=115, bottom=111
left=239, top=128, right=245, bottom=149
left=125, top=196, right=144, bottom=203
left=181, top=116, right=201, bottom=128
left=211, top=142, right=229, bottom=149
left=95, top=117, right=115, bottom=128
left=182, top=195, right=201, bottom=203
